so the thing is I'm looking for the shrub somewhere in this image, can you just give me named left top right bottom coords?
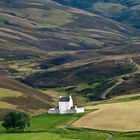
left=2, top=112, right=30, bottom=132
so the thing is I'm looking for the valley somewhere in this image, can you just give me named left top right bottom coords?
left=0, top=0, right=140, bottom=118
left=0, top=0, right=140, bottom=139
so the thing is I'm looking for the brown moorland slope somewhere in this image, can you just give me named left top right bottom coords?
left=0, top=69, right=53, bottom=119
left=0, top=0, right=140, bottom=105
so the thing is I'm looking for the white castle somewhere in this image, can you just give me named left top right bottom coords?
left=48, top=96, right=84, bottom=114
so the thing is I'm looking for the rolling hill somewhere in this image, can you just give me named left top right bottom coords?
left=0, top=0, right=140, bottom=117
left=52, top=0, right=140, bottom=29
left=0, top=69, right=53, bottom=120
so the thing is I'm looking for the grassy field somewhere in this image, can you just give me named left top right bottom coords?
left=0, top=101, right=140, bottom=140
left=0, top=113, right=85, bottom=132
left=0, top=130, right=140, bottom=140
left=0, top=130, right=108, bottom=140
left=112, top=132, right=140, bottom=140
left=74, top=100, right=140, bottom=132
left=0, top=132, right=74, bottom=140
left=0, top=112, right=140, bottom=140
left=28, top=113, right=80, bottom=131
left=0, top=113, right=108, bottom=140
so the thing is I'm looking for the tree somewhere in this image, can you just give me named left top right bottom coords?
left=2, top=112, right=30, bottom=132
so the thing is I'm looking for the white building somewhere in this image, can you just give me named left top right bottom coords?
left=48, top=96, right=84, bottom=114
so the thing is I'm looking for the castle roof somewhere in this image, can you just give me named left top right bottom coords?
left=59, top=96, right=70, bottom=102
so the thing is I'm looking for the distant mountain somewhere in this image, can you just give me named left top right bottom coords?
left=52, top=0, right=140, bottom=29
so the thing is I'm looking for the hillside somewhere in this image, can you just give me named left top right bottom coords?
left=0, top=69, right=53, bottom=120
left=0, top=0, right=140, bottom=108
left=52, top=0, right=140, bottom=29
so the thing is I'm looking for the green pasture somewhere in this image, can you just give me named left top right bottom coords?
left=0, top=113, right=140, bottom=140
